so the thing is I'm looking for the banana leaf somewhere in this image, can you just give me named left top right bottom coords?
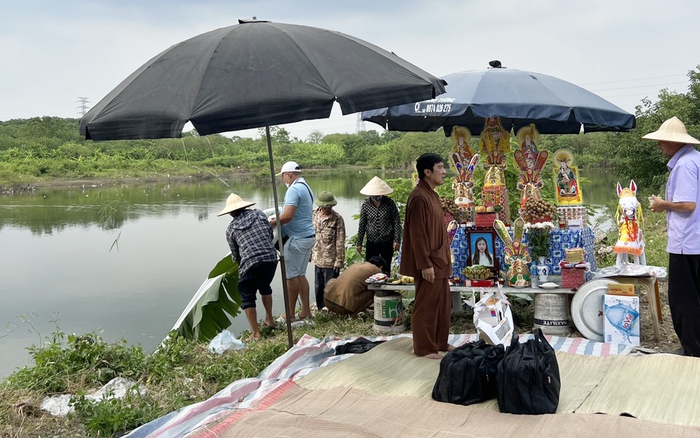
left=172, top=253, right=242, bottom=342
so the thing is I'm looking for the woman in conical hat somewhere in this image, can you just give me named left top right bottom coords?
left=360, top=176, right=393, bottom=196
left=357, top=177, right=401, bottom=274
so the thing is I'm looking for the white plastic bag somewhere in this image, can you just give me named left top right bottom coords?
left=467, top=284, right=515, bottom=348
left=208, top=329, right=245, bottom=354
left=41, top=394, right=73, bottom=416
left=41, top=377, right=143, bottom=417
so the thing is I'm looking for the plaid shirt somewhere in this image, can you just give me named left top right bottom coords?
left=357, top=196, right=402, bottom=245
left=225, top=209, right=278, bottom=277
left=311, top=208, right=346, bottom=269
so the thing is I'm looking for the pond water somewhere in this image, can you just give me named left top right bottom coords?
left=0, top=168, right=617, bottom=379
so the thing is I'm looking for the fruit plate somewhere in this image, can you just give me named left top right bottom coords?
left=570, top=278, right=620, bottom=342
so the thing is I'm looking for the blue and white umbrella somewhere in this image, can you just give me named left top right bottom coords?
left=362, top=66, right=635, bottom=135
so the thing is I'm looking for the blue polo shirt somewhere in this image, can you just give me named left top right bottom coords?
left=666, top=144, right=700, bottom=254
left=282, top=177, right=315, bottom=239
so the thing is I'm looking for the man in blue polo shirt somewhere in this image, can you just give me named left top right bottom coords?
left=270, top=161, right=315, bottom=321
left=647, top=117, right=700, bottom=357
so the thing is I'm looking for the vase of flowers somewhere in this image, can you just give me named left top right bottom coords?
left=527, top=221, right=553, bottom=284
left=527, top=221, right=554, bottom=259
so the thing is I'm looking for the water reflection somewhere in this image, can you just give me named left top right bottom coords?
left=0, top=170, right=405, bottom=378
left=580, top=168, right=621, bottom=206
left=0, top=180, right=241, bottom=234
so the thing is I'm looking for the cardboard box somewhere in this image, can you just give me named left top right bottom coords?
left=603, top=294, right=640, bottom=346
left=565, top=248, right=585, bottom=263
left=607, top=283, right=635, bottom=296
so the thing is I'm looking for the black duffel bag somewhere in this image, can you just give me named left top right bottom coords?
left=497, top=328, right=561, bottom=414
left=432, top=339, right=505, bottom=405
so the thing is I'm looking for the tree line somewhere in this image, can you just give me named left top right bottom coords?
left=1, top=66, right=698, bottom=195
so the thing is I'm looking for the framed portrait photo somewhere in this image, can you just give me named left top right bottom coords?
left=467, top=230, right=498, bottom=272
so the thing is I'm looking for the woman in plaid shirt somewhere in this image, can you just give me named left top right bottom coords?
left=311, top=191, right=345, bottom=310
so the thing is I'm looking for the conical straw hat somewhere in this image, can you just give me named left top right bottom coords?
left=642, top=116, right=699, bottom=145
left=360, top=176, right=393, bottom=196
left=217, top=193, right=255, bottom=216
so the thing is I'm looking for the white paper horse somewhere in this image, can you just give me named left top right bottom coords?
left=614, top=180, right=646, bottom=267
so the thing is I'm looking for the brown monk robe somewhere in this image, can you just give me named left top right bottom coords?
left=400, top=154, right=452, bottom=358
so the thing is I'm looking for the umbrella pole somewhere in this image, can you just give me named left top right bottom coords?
left=266, top=126, right=294, bottom=348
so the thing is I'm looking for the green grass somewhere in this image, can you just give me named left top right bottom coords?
left=595, top=212, right=669, bottom=269
left=0, top=313, right=390, bottom=437
left=0, top=298, right=544, bottom=437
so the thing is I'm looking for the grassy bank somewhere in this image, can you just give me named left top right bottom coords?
left=0, top=303, right=523, bottom=437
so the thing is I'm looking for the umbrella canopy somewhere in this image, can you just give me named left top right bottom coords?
left=78, top=19, right=446, bottom=347
left=362, top=67, right=635, bottom=135
left=79, top=20, right=446, bottom=140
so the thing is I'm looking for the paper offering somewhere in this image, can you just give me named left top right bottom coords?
left=468, top=285, right=515, bottom=347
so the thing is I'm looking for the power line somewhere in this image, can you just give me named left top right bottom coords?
left=580, top=74, right=687, bottom=86
left=589, top=81, right=689, bottom=93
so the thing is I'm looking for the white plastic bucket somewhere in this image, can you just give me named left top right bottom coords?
left=373, top=292, right=404, bottom=333
left=533, top=293, right=570, bottom=336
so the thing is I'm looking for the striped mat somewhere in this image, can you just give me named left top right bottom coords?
left=125, top=333, right=633, bottom=438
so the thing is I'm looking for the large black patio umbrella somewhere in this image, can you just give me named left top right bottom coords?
left=361, top=65, right=635, bottom=135
left=79, top=19, right=446, bottom=346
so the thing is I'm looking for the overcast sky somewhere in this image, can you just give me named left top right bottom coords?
left=1, top=0, right=697, bottom=140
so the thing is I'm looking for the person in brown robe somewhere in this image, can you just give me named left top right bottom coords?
left=400, top=153, right=453, bottom=359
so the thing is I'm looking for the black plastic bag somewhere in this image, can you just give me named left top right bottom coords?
left=497, top=328, right=561, bottom=414
left=334, top=337, right=384, bottom=355
left=432, top=339, right=505, bottom=405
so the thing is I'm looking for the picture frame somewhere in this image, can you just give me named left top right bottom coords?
left=467, top=230, right=499, bottom=273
